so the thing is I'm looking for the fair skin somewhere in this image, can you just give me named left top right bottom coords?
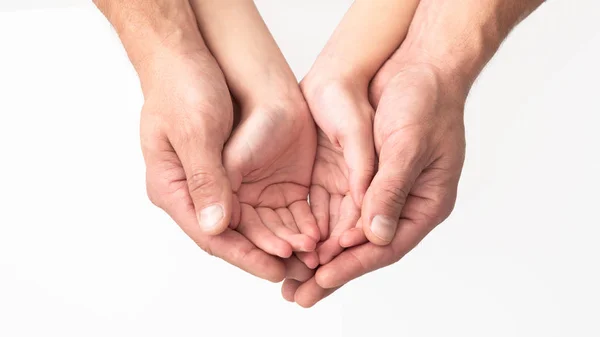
left=284, top=0, right=545, bottom=307
left=92, top=0, right=314, bottom=282
left=302, top=0, right=420, bottom=266
left=94, top=0, right=545, bottom=306
left=189, top=0, right=320, bottom=268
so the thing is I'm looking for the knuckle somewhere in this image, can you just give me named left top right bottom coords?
left=379, top=183, right=410, bottom=210
left=186, top=170, right=218, bottom=197
left=384, top=138, right=427, bottom=170
left=171, top=113, right=225, bottom=145
left=167, top=98, right=232, bottom=145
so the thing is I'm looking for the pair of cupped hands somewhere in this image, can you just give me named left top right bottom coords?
left=139, top=28, right=466, bottom=308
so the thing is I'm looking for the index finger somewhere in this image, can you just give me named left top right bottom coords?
left=315, top=216, right=432, bottom=289
left=163, top=185, right=286, bottom=283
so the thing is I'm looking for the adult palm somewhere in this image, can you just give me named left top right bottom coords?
left=285, top=63, right=467, bottom=307
left=141, top=52, right=288, bottom=282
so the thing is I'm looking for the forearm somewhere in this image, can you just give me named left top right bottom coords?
left=190, top=0, right=301, bottom=107
left=314, top=0, right=419, bottom=86
left=401, top=0, right=544, bottom=94
left=93, top=0, right=206, bottom=81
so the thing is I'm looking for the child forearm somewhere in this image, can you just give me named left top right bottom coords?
left=313, top=0, right=420, bottom=86
left=189, top=0, right=301, bottom=107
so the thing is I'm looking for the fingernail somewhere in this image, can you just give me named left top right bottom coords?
left=370, top=215, right=397, bottom=242
left=198, top=204, right=224, bottom=232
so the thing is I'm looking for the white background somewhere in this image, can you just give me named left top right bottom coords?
left=1, top=1, right=599, bottom=336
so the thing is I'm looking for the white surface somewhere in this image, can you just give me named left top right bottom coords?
left=1, top=1, right=599, bottom=336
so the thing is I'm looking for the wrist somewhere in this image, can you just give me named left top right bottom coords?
left=397, top=0, right=544, bottom=96
left=95, top=0, right=207, bottom=78
left=307, top=54, right=371, bottom=90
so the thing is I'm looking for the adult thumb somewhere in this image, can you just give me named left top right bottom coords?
left=170, top=128, right=233, bottom=236
left=361, top=150, right=422, bottom=245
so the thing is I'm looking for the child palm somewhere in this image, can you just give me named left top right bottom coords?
left=224, top=101, right=320, bottom=268
left=302, top=82, right=376, bottom=264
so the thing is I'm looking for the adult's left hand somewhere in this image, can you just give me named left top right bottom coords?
left=284, top=60, right=467, bottom=307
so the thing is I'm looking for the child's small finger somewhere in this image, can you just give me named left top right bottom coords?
left=316, top=237, right=344, bottom=265
left=281, top=279, right=301, bottom=302
left=258, top=207, right=315, bottom=252
left=340, top=227, right=367, bottom=248
left=309, top=185, right=330, bottom=240
left=290, top=200, right=321, bottom=242
left=238, top=205, right=293, bottom=258
left=296, top=251, right=319, bottom=269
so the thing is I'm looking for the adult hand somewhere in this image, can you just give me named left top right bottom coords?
left=285, top=0, right=545, bottom=307
left=298, top=0, right=421, bottom=266
left=93, top=0, right=293, bottom=282
left=287, top=62, right=466, bottom=306
left=140, top=50, right=288, bottom=282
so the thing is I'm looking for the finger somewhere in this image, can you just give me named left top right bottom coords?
left=275, top=207, right=298, bottom=231
left=316, top=237, right=343, bottom=265
left=294, top=277, right=340, bottom=308
left=316, top=217, right=431, bottom=289
left=258, top=208, right=316, bottom=252
left=229, top=193, right=241, bottom=230
left=289, top=200, right=321, bottom=243
left=339, top=227, right=367, bottom=248
left=169, top=125, right=233, bottom=236
left=309, top=185, right=330, bottom=241
left=279, top=208, right=320, bottom=265
left=328, top=194, right=343, bottom=240
left=339, top=118, right=376, bottom=206
left=284, top=256, right=315, bottom=282
left=339, top=215, right=367, bottom=248
left=361, top=144, right=423, bottom=245
left=237, top=204, right=292, bottom=258
left=281, top=279, right=301, bottom=302
left=159, top=186, right=285, bottom=282
left=318, top=195, right=357, bottom=263
left=208, top=230, right=286, bottom=282
left=295, top=251, right=319, bottom=269
left=278, top=208, right=318, bottom=258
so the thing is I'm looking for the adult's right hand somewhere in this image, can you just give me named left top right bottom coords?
left=139, top=48, right=286, bottom=282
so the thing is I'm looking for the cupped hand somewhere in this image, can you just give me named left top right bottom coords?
left=223, top=98, right=320, bottom=268
left=301, top=79, right=377, bottom=266
left=140, top=50, right=287, bottom=282
left=287, top=61, right=467, bottom=307
left=189, top=0, right=321, bottom=268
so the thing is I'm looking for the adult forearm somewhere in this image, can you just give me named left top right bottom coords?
left=401, top=0, right=545, bottom=95
left=93, top=0, right=206, bottom=80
